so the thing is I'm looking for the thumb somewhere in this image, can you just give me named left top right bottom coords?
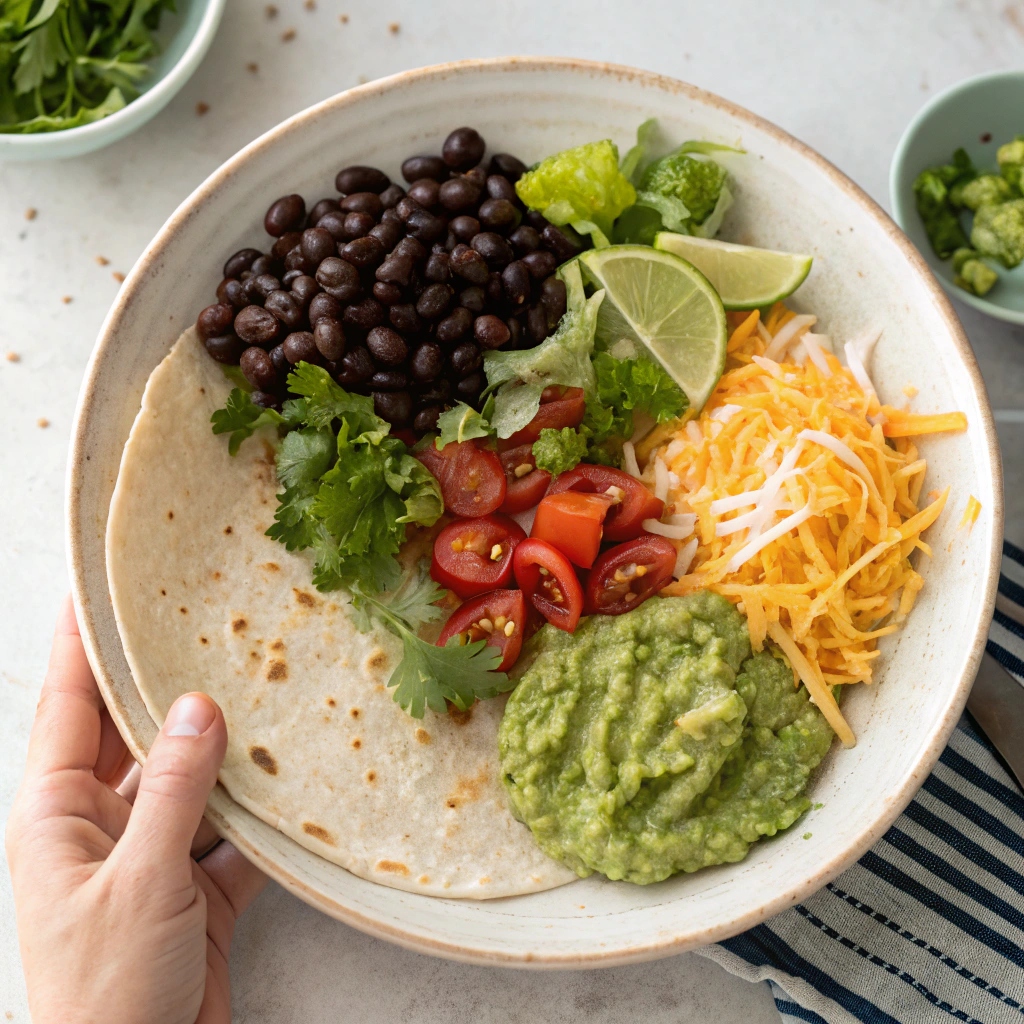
left=116, top=692, right=227, bottom=885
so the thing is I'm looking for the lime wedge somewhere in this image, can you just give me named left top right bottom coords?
left=578, top=244, right=727, bottom=412
left=653, top=231, right=813, bottom=310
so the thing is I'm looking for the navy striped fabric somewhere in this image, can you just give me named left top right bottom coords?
left=697, top=540, right=1024, bottom=1024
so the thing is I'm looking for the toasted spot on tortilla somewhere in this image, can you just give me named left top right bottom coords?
left=366, top=770, right=377, bottom=783
left=262, top=562, right=280, bottom=572
left=179, top=607, right=188, bottom=615
left=445, top=767, right=489, bottom=810
left=199, top=636, right=209, bottom=645
left=160, top=589, right=166, bottom=596
left=212, top=571, right=221, bottom=580
left=249, top=746, right=278, bottom=775
left=302, top=822, right=335, bottom=845
left=326, top=697, right=336, bottom=708
left=224, top=526, right=232, bottom=535
left=418, top=874, right=430, bottom=884
left=249, top=651, right=259, bottom=660
left=293, top=588, right=318, bottom=607
left=365, top=649, right=389, bottom=673
left=266, top=660, right=287, bottom=682
left=414, top=728, right=431, bottom=744
left=375, top=860, right=409, bottom=876
left=479, top=876, right=491, bottom=885
left=167, top=510, right=174, bottom=520
left=351, top=737, right=362, bottom=749
left=448, top=704, right=473, bottom=726
left=349, top=707, right=361, bottom=718
left=270, top=639, right=285, bottom=652
left=232, top=617, right=247, bottom=633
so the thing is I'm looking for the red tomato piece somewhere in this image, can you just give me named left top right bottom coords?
left=437, top=590, right=527, bottom=672
left=512, top=538, right=584, bottom=633
left=416, top=439, right=506, bottom=517
left=430, top=514, right=526, bottom=599
left=530, top=491, right=616, bottom=569
left=391, top=428, right=419, bottom=447
left=499, top=445, right=552, bottom=515
left=584, top=535, right=677, bottom=615
left=547, top=464, right=664, bottom=541
left=498, top=386, right=586, bottom=450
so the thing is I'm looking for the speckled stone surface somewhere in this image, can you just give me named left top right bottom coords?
left=2, top=1, right=1022, bottom=1020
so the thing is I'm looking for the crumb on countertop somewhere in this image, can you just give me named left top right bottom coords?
left=196, top=101, right=210, bottom=116
left=25, top=207, right=37, bottom=220
left=304, top=0, right=316, bottom=9
left=112, top=271, right=125, bottom=283
left=37, top=418, right=49, bottom=428
left=265, top=3, right=278, bottom=16
left=61, top=295, right=72, bottom=304
left=95, top=255, right=109, bottom=266
left=247, top=61, right=259, bottom=73
left=281, top=27, right=296, bottom=41
left=388, top=20, right=399, bottom=33
left=5, top=352, right=20, bottom=362
left=339, top=13, right=348, bottom=23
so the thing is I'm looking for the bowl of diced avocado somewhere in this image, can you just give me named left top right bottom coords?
left=891, top=69, right=1024, bottom=325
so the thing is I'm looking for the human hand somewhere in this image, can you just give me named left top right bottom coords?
left=6, top=596, right=267, bottom=1024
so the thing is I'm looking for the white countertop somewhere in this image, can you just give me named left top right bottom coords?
left=3, top=1, right=1023, bottom=1020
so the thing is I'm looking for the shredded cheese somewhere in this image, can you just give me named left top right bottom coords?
left=960, top=495, right=982, bottom=530
left=649, top=304, right=965, bottom=745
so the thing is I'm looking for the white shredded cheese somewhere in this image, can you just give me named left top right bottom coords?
left=653, top=457, right=670, bottom=502
left=685, top=421, right=703, bottom=445
left=844, top=340, right=878, bottom=404
left=644, top=518, right=696, bottom=540
left=756, top=321, right=773, bottom=345
left=765, top=314, right=816, bottom=361
left=709, top=403, right=743, bottom=423
left=673, top=536, right=699, bottom=579
left=710, top=489, right=763, bottom=514
left=756, top=436, right=779, bottom=467
left=668, top=471, right=681, bottom=489
left=752, top=355, right=785, bottom=380
left=797, top=429, right=874, bottom=490
left=622, top=441, right=641, bottom=479
left=802, top=333, right=833, bottom=377
left=665, top=512, right=697, bottom=532
left=664, top=438, right=686, bottom=462
left=726, top=496, right=816, bottom=572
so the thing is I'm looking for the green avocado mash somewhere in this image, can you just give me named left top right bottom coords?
left=498, top=592, right=834, bottom=884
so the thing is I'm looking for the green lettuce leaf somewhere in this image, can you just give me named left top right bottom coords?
left=434, top=402, right=493, bottom=448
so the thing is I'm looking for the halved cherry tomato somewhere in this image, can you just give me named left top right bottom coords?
left=584, top=535, right=677, bottom=615
left=547, top=464, right=664, bottom=541
left=430, top=514, right=526, bottom=599
left=416, top=439, right=506, bottom=517
left=530, top=491, right=616, bottom=569
left=498, top=386, right=586, bottom=450
left=392, top=428, right=419, bottom=447
left=499, top=445, right=552, bottom=515
left=437, top=590, right=526, bottom=671
left=513, top=538, right=584, bottom=633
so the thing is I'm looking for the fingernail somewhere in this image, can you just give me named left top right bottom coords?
left=164, top=693, right=217, bottom=737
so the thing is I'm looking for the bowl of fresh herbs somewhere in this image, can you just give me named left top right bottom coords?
left=0, top=0, right=225, bottom=160
left=891, top=68, right=1024, bottom=324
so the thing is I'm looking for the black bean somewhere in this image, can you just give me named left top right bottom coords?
left=343, top=211, right=375, bottom=239
left=313, top=317, right=346, bottom=360
left=416, top=282, right=453, bottom=319
left=284, top=247, right=316, bottom=275
left=486, top=271, right=504, bottom=306
left=368, top=220, right=403, bottom=250
left=290, top=274, right=320, bottom=306
left=541, top=223, right=583, bottom=261
left=272, top=231, right=303, bottom=259
left=250, top=254, right=280, bottom=277
left=402, top=155, right=447, bottom=182
left=264, top=290, right=305, bottom=328
left=395, top=196, right=421, bottom=221
left=308, top=198, right=341, bottom=225
left=316, top=210, right=349, bottom=241
left=438, top=176, right=481, bottom=213
left=414, top=406, right=441, bottom=432
left=316, top=257, right=362, bottom=302
left=197, top=303, right=235, bottom=340
left=525, top=209, right=549, bottom=230
left=443, top=127, right=485, bottom=170
left=410, top=341, right=444, bottom=382
left=450, top=341, right=482, bottom=376
left=450, top=244, right=490, bottom=284
left=336, top=346, right=375, bottom=385
left=456, top=372, right=484, bottom=401
left=431, top=241, right=447, bottom=255
left=223, top=248, right=262, bottom=279
left=436, top=305, right=473, bottom=344
left=388, top=302, right=422, bottom=333
left=474, top=314, right=511, bottom=350
left=240, top=345, right=278, bottom=389
left=445, top=232, right=459, bottom=252
left=379, top=183, right=406, bottom=209
left=242, top=276, right=266, bottom=304
left=269, top=343, right=290, bottom=375
left=217, top=278, right=248, bottom=308
left=341, top=192, right=383, bottom=218
left=370, top=370, right=409, bottom=391
left=424, top=251, right=450, bottom=283
left=501, top=261, right=531, bottom=307
left=405, top=208, right=446, bottom=243
left=489, top=153, right=528, bottom=181
left=265, top=194, right=306, bottom=236
left=471, top=232, right=514, bottom=269
left=521, top=249, right=558, bottom=280
left=391, top=236, right=427, bottom=263
left=381, top=206, right=403, bottom=227
left=344, top=297, right=385, bottom=329
left=373, top=390, right=412, bottom=425
left=341, top=235, right=385, bottom=269
left=376, top=253, right=414, bottom=286
left=450, top=215, right=480, bottom=242
left=507, top=315, right=523, bottom=349
left=335, top=166, right=390, bottom=194
left=282, top=269, right=303, bottom=287
left=299, top=227, right=334, bottom=265
left=478, top=198, right=521, bottom=233
left=283, top=331, right=319, bottom=364
left=509, top=225, right=541, bottom=256
left=527, top=303, right=549, bottom=343
left=308, top=292, right=343, bottom=324
left=234, top=305, right=281, bottom=345
left=406, top=178, right=440, bottom=208
left=463, top=165, right=488, bottom=187
left=373, top=281, right=404, bottom=304
left=251, top=390, right=282, bottom=410
left=418, top=378, right=451, bottom=405
left=459, top=285, right=486, bottom=313
left=203, top=334, right=244, bottom=364
left=486, top=175, right=517, bottom=203
left=540, top=275, right=568, bottom=327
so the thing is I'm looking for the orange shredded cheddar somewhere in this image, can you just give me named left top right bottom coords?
left=648, top=306, right=962, bottom=745
left=960, top=495, right=982, bottom=530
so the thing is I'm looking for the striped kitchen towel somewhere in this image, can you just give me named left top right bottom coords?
left=697, top=538, right=1024, bottom=1024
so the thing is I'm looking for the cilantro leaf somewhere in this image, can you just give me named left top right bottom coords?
left=286, top=363, right=385, bottom=435
left=350, top=563, right=448, bottom=633
left=275, top=427, right=334, bottom=490
left=532, top=426, right=588, bottom=476
left=435, top=402, right=493, bottom=448
left=210, top=388, right=284, bottom=455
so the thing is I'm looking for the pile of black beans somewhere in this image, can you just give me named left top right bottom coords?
left=194, top=127, right=587, bottom=431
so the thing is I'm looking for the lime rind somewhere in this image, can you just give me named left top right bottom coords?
left=653, top=231, right=813, bottom=310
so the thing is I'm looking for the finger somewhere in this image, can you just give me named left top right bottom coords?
left=199, top=842, right=268, bottom=922
left=116, top=761, right=141, bottom=803
left=95, top=707, right=129, bottom=785
left=114, top=693, right=226, bottom=888
left=25, top=595, right=103, bottom=778
left=191, top=817, right=222, bottom=860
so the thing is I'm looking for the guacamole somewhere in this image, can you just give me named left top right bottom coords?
left=498, top=592, right=834, bottom=884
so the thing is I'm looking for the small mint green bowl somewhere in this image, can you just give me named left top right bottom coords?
left=0, top=0, right=224, bottom=162
left=890, top=68, right=1024, bottom=325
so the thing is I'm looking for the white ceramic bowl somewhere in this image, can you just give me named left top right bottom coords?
left=67, top=58, right=1002, bottom=967
left=0, top=0, right=224, bottom=162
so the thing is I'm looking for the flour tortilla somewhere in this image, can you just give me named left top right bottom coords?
left=106, top=330, right=575, bottom=898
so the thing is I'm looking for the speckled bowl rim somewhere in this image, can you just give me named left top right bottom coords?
left=890, top=67, right=1024, bottom=325
left=67, top=57, right=1003, bottom=968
